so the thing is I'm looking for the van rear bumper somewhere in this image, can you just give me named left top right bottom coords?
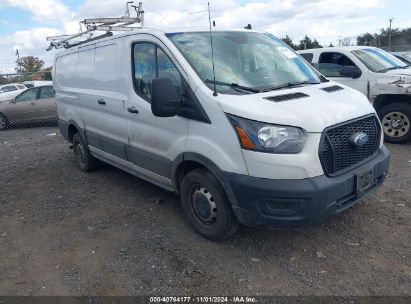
left=224, top=146, right=390, bottom=227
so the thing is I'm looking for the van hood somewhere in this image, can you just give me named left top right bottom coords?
left=216, top=82, right=375, bottom=133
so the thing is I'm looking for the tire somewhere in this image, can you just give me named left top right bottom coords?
left=377, top=103, right=411, bottom=144
left=0, top=113, right=9, bottom=131
left=180, top=168, right=239, bottom=241
left=72, top=133, right=99, bottom=172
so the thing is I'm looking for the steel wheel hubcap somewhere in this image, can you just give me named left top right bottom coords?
left=382, top=111, right=410, bottom=138
left=192, top=186, right=217, bottom=224
left=76, top=143, right=86, bottom=164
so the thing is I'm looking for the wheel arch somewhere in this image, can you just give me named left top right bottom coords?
left=64, top=119, right=86, bottom=144
left=373, top=94, right=411, bottom=111
left=171, top=153, right=225, bottom=191
left=170, top=152, right=244, bottom=220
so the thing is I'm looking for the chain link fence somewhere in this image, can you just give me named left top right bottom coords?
left=0, top=71, right=57, bottom=172
left=0, top=79, right=57, bottom=145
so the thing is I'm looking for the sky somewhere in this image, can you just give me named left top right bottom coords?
left=0, top=0, right=410, bottom=73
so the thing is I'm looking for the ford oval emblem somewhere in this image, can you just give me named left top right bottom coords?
left=350, top=132, right=369, bottom=147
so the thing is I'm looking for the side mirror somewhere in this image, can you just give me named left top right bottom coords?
left=340, top=66, right=362, bottom=79
left=151, top=78, right=180, bottom=117
left=10, top=98, right=16, bottom=104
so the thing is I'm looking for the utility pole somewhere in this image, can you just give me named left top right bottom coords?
left=15, top=49, right=22, bottom=78
left=338, top=35, right=341, bottom=47
left=388, top=18, right=394, bottom=51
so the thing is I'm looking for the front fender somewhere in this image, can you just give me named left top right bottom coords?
left=370, top=77, right=411, bottom=99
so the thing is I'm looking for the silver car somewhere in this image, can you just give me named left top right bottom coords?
left=0, top=85, right=57, bottom=130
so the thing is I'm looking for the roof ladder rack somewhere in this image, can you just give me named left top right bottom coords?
left=46, top=1, right=144, bottom=51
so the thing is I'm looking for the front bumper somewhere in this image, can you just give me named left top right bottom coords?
left=223, top=146, right=390, bottom=227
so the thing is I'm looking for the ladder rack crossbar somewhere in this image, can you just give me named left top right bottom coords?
left=85, top=25, right=142, bottom=32
left=83, top=17, right=140, bottom=24
left=46, top=1, right=144, bottom=51
left=47, top=34, right=77, bottom=42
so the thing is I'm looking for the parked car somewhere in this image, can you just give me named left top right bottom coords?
left=298, top=46, right=411, bottom=143
left=391, top=51, right=411, bottom=65
left=23, top=80, right=53, bottom=88
left=0, top=83, right=27, bottom=102
left=0, top=83, right=26, bottom=93
left=55, top=28, right=389, bottom=241
left=0, top=85, right=57, bottom=130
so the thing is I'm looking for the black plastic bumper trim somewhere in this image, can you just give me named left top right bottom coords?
left=222, top=146, right=390, bottom=227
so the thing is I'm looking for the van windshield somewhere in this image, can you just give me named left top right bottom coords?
left=352, top=48, right=408, bottom=73
left=166, top=31, right=320, bottom=94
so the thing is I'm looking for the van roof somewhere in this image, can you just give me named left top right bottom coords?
left=54, top=26, right=263, bottom=55
left=155, top=26, right=261, bottom=33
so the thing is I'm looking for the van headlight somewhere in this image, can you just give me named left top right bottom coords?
left=226, top=114, right=306, bottom=153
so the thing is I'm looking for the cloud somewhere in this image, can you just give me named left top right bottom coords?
left=1, top=0, right=73, bottom=22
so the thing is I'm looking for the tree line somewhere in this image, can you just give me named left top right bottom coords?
left=356, top=27, right=411, bottom=48
left=281, top=35, right=325, bottom=50
left=281, top=26, right=411, bottom=51
left=0, top=56, right=51, bottom=85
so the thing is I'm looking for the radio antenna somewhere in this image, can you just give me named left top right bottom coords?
left=208, top=2, right=218, bottom=97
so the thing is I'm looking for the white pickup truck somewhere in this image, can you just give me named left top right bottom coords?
left=298, top=46, right=411, bottom=143
left=0, top=83, right=28, bottom=102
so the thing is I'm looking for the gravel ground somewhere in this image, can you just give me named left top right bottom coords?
left=0, top=127, right=410, bottom=296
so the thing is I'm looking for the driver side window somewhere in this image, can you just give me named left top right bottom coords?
left=39, top=86, right=55, bottom=99
left=318, top=52, right=357, bottom=77
left=133, top=43, right=182, bottom=102
left=15, top=88, right=39, bottom=102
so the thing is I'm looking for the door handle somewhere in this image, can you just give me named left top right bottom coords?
left=30, top=102, right=36, bottom=106
left=127, top=106, right=139, bottom=114
left=97, top=99, right=106, bottom=105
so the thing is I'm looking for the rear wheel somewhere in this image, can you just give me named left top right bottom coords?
left=180, top=168, right=239, bottom=241
left=378, top=103, right=411, bottom=143
left=0, top=114, right=9, bottom=131
left=72, top=133, right=99, bottom=172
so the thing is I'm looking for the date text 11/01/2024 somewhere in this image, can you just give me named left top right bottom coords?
left=149, top=296, right=257, bottom=303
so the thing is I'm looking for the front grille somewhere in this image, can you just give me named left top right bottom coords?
left=319, top=115, right=380, bottom=176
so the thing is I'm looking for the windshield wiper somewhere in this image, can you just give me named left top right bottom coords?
left=262, top=80, right=320, bottom=92
left=205, top=79, right=261, bottom=93
left=378, top=66, right=408, bottom=73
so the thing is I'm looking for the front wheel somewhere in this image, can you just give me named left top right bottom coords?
left=180, top=169, right=239, bottom=241
left=378, top=103, right=411, bottom=144
left=72, top=133, right=99, bottom=172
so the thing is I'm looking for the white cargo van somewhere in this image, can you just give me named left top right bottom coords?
left=298, top=46, right=411, bottom=143
left=53, top=27, right=389, bottom=241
